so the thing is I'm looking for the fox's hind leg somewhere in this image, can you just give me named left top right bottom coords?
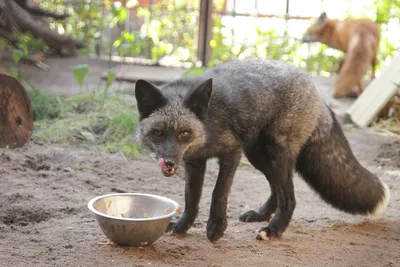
left=371, top=55, right=377, bottom=79
left=239, top=183, right=277, bottom=222
left=337, top=58, right=345, bottom=74
left=241, top=134, right=297, bottom=240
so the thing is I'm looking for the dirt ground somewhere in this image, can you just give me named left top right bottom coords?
left=0, top=57, right=400, bottom=267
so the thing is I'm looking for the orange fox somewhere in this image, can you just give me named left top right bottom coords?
left=301, top=12, right=380, bottom=98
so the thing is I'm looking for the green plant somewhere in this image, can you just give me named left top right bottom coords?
left=135, top=0, right=199, bottom=61
left=73, top=64, right=89, bottom=88
left=6, top=0, right=398, bottom=76
left=102, top=67, right=116, bottom=108
left=39, top=60, right=139, bottom=156
left=31, top=88, right=141, bottom=156
left=10, top=48, right=25, bottom=78
left=27, top=88, right=63, bottom=121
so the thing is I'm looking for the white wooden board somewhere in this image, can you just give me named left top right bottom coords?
left=347, top=51, right=400, bottom=127
left=100, top=64, right=187, bottom=85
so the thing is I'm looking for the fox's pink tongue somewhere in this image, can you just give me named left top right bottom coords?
left=158, top=158, right=166, bottom=169
left=157, top=158, right=175, bottom=174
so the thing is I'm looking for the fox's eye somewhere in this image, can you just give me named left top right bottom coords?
left=153, top=130, right=163, bottom=137
left=178, top=131, right=190, bottom=140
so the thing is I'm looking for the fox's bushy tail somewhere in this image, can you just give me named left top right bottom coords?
left=296, top=109, right=390, bottom=216
left=332, top=31, right=375, bottom=98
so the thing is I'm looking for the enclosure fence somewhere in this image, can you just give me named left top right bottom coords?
left=41, top=0, right=400, bottom=75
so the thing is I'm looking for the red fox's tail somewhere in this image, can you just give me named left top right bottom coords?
left=332, top=31, right=376, bottom=98
left=296, top=108, right=390, bottom=216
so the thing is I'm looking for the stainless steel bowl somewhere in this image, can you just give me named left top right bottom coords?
left=87, top=193, right=180, bottom=246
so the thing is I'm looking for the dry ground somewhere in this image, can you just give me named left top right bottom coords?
left=0, top=57, right=399, bottom=267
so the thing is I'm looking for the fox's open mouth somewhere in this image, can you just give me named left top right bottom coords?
left=162, top=167, right=176, bottom=177
left=157, top=158, right=177, bottom=177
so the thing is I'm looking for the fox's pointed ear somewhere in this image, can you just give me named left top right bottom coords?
left=135, top=79, right=167, bottom=120
left=318, top=12, right=327, bottom=25
left=184, top=78, right=212, bottom=121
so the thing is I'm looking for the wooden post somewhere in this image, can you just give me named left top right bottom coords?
left=198, top=0, right=213, bottom=67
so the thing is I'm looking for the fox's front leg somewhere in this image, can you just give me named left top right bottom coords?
left=207, top=150, right=241, bottom=242
left=166, top=158, right=207, bottom=235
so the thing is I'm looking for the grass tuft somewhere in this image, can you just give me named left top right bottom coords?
left=27, top=88, right=63, bottom=121
left=29, top=87, right=141, bottom=156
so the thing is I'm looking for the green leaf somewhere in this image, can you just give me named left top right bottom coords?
left=122, top=31, right=136, bottom=41
left=73, top=64, right=89, bottom=87
left=107, top=68, right=116, bottom=88
left=113, top=39, right=122, bottom=47
left=119, top=43, right=131, bottom=56
left=11, top=49, right=24, bottom=64
left=118, top=7, right=127, bottom=22
left=9, top=66, right=19, bottom=78
left=137, top=7, right=151, bottom=18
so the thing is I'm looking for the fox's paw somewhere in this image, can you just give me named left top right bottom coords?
left=239, top=210, right=271, bottom=222
left=206, top=217, right=227, bottom=242
left=239, top=210, right=260, bottom=222
left=165, top=221, right=176, bottom=233
left=256, top=226, right=281, bottom=241
left=239, top=209, right=274, bottom=222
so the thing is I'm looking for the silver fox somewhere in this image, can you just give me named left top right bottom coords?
left=134, top=58, right=390, bottom=242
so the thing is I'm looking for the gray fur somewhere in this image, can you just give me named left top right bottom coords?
left=137, top=59, right=323, bottom=157
left=135, top=58, right=389, bottom=242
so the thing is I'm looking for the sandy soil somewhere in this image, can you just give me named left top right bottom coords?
left=0, top=128, right=399, bottom=267
left=0, top=57, right=399, bottom=267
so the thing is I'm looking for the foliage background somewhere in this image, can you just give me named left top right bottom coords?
left=2, top=0, right=400, bottom=75
left=6, top=0, right=397, bottom=75
left=1, top=0, right=399, bottom=152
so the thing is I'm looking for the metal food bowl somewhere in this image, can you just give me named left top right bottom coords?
left=87, top=193, right=180, bottom=246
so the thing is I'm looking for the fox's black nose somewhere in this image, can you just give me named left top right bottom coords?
left=165, top=160, right=175, bottom=168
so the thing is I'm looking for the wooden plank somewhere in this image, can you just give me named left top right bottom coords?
left=347, top=52, right=400, bottom=127
left=393, top=67, right=400, bottom=85
left=101, top=64, right=187, bottom=85
left=348, top=62, right=399, bottom=121
left=197, top=0, right=213, bottom=66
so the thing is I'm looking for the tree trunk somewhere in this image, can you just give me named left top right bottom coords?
left=0, top=0, right=85, bottom=57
